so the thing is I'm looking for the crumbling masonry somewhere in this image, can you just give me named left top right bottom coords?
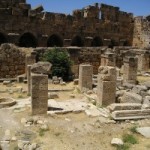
left=0, top=0, right=134, bottom=47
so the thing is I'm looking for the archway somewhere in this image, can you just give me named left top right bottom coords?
left=91, top=36, right=103, bottom=47
left=19, top=32, right=37, bottom=47
left=123, top=40, right=130, bottom=46
left=0, top=33, right=7, bottom=45
left=71, top=35, right=84, bottom=47
left=108, top=39, right=119, bottom=48
left=47, top=34, right=63, bottom=47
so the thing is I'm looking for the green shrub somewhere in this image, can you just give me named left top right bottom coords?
left=42, top=48, right=73, bottom=81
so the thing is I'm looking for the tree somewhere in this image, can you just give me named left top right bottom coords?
left=42, top=48, right=73, bottom=81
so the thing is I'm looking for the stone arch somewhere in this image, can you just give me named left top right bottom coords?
left=71, top=35, right=84, bottom=47
left=123, top=40, right=130, bottom=46
left=47, top=34, right=63, bottom=47
left=19, top=32, right=37, bottom=48
left=91, top=36, right=103, bottom=47
left=0, top=33, right=7, bottom=45
left=108, top=39, right=119, bottom=48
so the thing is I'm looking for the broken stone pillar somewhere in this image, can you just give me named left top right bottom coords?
left=123, top=57, right=138, bottom=84
left=137, top=51, right=150, bottom=72
left=97, top=66, right=116, bottom=106
left=101, top=53, right=116, bottom=67
left=31, top=74, right=48, bottom=115
left=27, top=65, right=32, bottom=95
left=79, top=64, right=93, bottom=91
left=25, top=53, right=36, bottom=76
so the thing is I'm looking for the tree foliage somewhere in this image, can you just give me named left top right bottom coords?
left=42, top=48, right=73, bottom=81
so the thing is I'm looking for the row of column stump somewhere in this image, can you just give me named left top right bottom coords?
left=26, top=54, right=144, bottom=115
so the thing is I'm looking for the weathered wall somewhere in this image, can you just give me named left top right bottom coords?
left=0, top=44, right=25, bottom=78
left=133, top=16, right=150, bottom=48
left=0, top=1, right=133, bottom=47
left=0, top=45, right=149, bottom=79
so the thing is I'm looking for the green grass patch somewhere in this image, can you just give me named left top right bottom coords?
left=39, top=128, right=49, bottom=137
left=130, top=126, right=138, bottom=133
left=116, top=144, right=130, bottom=150
left=123, top=134, right=138, bottom=144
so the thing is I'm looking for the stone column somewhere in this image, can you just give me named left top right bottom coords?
left=79, top=64, right=93, bottom=91
left=27, top=65, right=32, bottom=95
left=31, top=74, right=48, bottom=115
left=137, top=51, right=150, bottom=72
left=123, top=57, right=138, bottom=84
left=25, top=53, right=36, bottom=76
left=101, top=53, right=116, bottom=67
left=97, top=66, right=116, bottom=106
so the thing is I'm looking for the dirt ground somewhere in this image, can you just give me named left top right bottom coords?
left=0, top=80, right=150, bottom=150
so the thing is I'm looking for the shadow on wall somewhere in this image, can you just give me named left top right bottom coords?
left=47, top=34, right=63, bottom=47
left=71, top=35, right=84, bottom=47
left=19, top=32, right=38, bottom=48
left=0, top=33, right=7, bottom=45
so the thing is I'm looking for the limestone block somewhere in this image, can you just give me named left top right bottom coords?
left=31, top=74, right=48, bottom=115
left=120, top=92, right=142, bottom=103
left=97, top=66, right=116, bottom=106
left=111, top=109, right=150, bottom=120
left=79, top=64, right=93, bottom=91
left=108, top=103, right=142, bottom=112
left=123, top=57, right=138, bottom=84
left=31, top=62, right=52, bottom=75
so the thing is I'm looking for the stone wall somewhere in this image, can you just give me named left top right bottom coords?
left=0, top=44, right=25, bottom=78
left=133, top=16, right=150, bottom=48
left=0, top=1, right=133, bottom=47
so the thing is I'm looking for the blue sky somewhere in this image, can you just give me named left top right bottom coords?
left=27, top=0, right=150, bottom=16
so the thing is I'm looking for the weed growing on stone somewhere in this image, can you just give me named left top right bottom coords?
left=17, top=94, right=23, bottom=99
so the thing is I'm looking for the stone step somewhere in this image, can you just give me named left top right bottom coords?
left=111, top=109, right=150, bottom=120
left=108, top=103, right=142, bottom=112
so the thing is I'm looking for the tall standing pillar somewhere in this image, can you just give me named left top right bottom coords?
left=79, top=64, right=93, bottom=91
left=31, top=74, right=48, bottom=115
left=123, top=57, right=138, bottom=84
left=97, top=66, right=116, bottom=106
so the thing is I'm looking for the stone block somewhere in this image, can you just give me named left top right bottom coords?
left=97, top=66, right=116, bottom=106
left=111, top=109, right=150, bottom=120
left=123, top=56, right=138, bottom=84
left=108, top=103, right=142, bottom=112
left=120, top=92, right=142, bottom=103
left=31, top=74, right=48, bottom=115
left=79, top=64, right=93, bottom=91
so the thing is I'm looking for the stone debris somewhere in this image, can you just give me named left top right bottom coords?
left=111, top=109, right=150, bottom=120
left=31, top=61, right=52, bottom=75
left=108, top=103, right=142, bottom=112
left=136, top=127, right=150, bottom=138
left=111, top=138, right=124, bottom=145
left=120, top=92, right=142, bottom=103
left=48, top=92, right=59, bottom=99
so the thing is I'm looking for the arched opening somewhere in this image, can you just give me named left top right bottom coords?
left=47, top=34, right=63, bottom=47
left=123, top=40, right=130, bottom=46
left=91, top=36, right=103, bottom=47
left=0, top=33, right=7, bottom=45
left=19, top=32, right=37, bottom=48
left=108, top=39, right=119, bottom=49
left=71, top=35, right=84, bottom=47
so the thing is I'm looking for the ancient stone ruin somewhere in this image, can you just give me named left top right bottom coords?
left=0, top=1, right=150, bottom=150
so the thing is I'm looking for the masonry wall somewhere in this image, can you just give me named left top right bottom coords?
left=133, top=16, right=150, bottom=48
left=0, top=44, right=25, bottom=78
left=0, top=1, right=134, bottom=47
